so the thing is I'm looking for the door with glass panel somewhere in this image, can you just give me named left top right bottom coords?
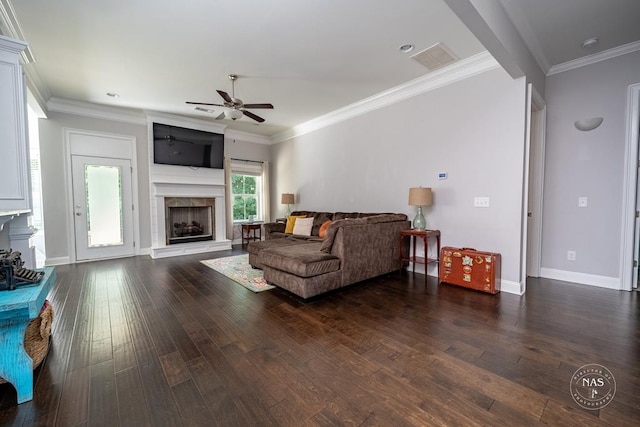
left=71, top=155, right=134, bottom=261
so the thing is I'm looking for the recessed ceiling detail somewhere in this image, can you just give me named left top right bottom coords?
left=411, top=42, right=457, bottom=71
left=399, top=44, right=415, bottom=54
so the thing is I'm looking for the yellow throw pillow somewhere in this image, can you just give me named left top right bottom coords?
left=285, top=215, right=306, bottom=234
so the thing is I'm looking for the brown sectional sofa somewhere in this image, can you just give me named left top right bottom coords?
left=248, top=211, right=410, bottom=299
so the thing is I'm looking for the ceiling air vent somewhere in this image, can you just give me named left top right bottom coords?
left=194, top=106, right=215, bottom=113
left=411, top=42, right=457, bottom=71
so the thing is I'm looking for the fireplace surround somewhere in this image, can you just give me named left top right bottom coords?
left=150, top=178, right=231, bottom=258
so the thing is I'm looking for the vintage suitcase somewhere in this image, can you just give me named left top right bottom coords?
left=439, top=247, right=501, bottom=294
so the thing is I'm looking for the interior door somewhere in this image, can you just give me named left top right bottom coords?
left=71, top=155, right=134, bottom=261
left=526, top=86, right=546, bottom=278
left=634, top=162, right=640, bottom=289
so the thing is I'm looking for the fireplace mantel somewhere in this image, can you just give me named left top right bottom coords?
left=149, top=179, right=231, bottom=258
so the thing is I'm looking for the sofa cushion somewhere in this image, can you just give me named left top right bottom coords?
left=247, top=238, right=304, bottom=256
left=319, top=214, right=409, bottom=253
left=311, top=212, right=333, bottom=235
left=320, top=218, right=362, bottom=253
left=333, top=212, right=360, bottom=220
left=260, top=242, right=340, bottom=278
left=292, top=217, right=314, bottom=236
left=285, top=215, right=306, bottom=234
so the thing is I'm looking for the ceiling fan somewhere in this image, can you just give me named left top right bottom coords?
left=186, top=74, right=274, bottom=123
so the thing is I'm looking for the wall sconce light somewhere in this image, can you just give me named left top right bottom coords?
left=574, top=117, right=603, bottom=131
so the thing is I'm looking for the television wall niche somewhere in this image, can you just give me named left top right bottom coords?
left=153, top=122, right=224, bottom=169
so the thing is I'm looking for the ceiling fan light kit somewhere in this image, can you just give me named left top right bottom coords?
left=187, top=74, right=273, bottom=123
left=225, top=109, right=243, bottom=120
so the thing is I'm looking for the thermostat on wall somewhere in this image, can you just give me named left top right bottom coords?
left=437, top=172, right=448, bottom=180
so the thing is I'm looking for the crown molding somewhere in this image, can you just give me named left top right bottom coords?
left=548, top=40, right=640, bottom=76
left=225, top=129, right=271, bottom=145
left=48, top=97, right=147, bottom=125
left=0, top=1, right=33, bottom=62
left=0, top=1, right=51, bottom=114
left=270, top=51, right=499, bottom=143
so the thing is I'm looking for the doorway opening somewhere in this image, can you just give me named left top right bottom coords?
left=27, top=106, right=46, bottom=267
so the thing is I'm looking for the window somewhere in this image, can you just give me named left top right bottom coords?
left=232, top=173, right=262, bottom=221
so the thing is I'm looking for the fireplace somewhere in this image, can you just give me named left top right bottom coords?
left=165, top=197, right=214, bottom=245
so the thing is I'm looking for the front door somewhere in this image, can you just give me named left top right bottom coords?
left=71, top=155, right=134, bottom=261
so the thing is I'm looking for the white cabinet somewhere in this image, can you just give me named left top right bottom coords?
left=0, top=35, right=31, bottom=211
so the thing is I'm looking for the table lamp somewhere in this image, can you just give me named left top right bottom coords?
left=408, top=187, right=432, bottom=230
left=281, top=193, right=295, bottom=217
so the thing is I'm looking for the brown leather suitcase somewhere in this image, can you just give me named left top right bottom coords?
left=439, top=247, right=501, bottom=294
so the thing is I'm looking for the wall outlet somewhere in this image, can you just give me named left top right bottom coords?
left=578, top=197, right=588, bottom=207
left=474, top=197, right=490, bottom=207
left=437, top=172, right=448, bottom=180
left=567, top=250, right=576, bottom=261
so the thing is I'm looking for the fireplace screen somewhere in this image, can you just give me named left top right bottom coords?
left=165, top=198, right=215, bottom=245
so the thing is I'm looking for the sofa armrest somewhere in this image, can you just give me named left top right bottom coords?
left=264, top=222, right=286, bottom=240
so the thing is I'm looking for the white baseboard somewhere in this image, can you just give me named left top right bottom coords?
left=539, top=268, right=620, bottom=290
left=139, top=247, right=151, bottom=256
left=408, top=263, right=525, bottom=295
left=501, top=280, right=525, bottom=295
left=44, top=256, right=70, bottom=266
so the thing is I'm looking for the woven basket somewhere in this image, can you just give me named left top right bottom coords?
left=0, top=301, right=53, bottom=384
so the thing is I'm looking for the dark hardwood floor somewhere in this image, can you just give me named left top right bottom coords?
left=1, top=247, right=638, bottom=426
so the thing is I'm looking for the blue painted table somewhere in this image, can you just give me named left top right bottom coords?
left=0, top=267, right=55, bottom=404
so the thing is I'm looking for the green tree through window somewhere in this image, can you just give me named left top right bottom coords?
left=232, top=174, right=260, bottom=221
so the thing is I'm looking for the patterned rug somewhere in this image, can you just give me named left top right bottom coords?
left=200, top=254, right=274, bottom=293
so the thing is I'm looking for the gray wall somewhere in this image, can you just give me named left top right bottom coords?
left=271, top=67, right=528, bottom=286
left=542, top=51, right=640, bottom=279
left=37, top=112, right=272, bottom=261
left=38, top=112, right=150, bottom=261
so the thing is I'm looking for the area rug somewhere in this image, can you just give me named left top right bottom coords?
left=200, top=254, right=274, bottom=293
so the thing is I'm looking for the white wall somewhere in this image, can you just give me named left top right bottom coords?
left=272, top=67, right=528, bottom=290
left=542, top=51, right=640, bottom=284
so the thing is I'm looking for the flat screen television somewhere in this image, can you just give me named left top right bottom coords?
left=153, top=123, right=224, bottom=169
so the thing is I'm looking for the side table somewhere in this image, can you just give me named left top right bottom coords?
left=0, top=266, right=56, bottom=404
left=399, top=229, right=441, bottom=276
left=242, top=223, right=262, bottom=246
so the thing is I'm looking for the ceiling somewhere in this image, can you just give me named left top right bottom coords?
left=2, top=0, right=640, bottom=138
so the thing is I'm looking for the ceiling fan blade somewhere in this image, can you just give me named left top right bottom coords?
left=215, top=112, right=225, bottom=120
left=242, top=110, right=265, bottom=123
left=186, top=101, right=225, bottom=107
left=217, top=90, right=233, bottom=103
left=243, top=103, right=274, bottom=109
